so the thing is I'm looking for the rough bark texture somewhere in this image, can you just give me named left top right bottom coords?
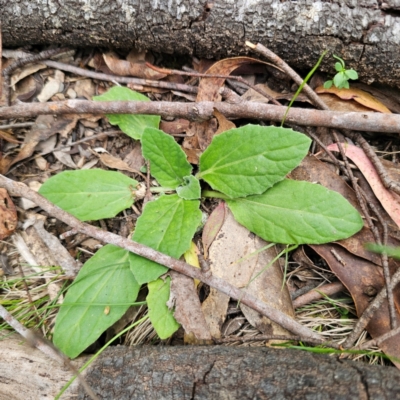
left=2, top=1, right=400, bottom=87
left=78, top=345, right=400, bottom=400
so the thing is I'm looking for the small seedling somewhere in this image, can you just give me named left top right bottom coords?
left=38, top=87, right=363, bottom=358
left=324, top=55, right=358, bottom=89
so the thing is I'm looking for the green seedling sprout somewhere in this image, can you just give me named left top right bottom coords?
left=324, top=55, right=358, bottom=89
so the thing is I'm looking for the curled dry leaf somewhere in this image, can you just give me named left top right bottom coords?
left=315, top=86, right=391, bottom=113
left=103, top=53, right=166, bottom=80
left=311, top=243, right=400, bottom=368
left=99, top=153, right=144, bottom=177
left=0, top=188, right=17, bottom=240
left=327, top=143, right=400, bottom=228
left=170, top=271, right=212, bottom=343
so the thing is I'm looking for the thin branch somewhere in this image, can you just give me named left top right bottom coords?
left=1, top=100, right=400, bottom=134
left=292, top=282, right=346, bottom=309
left=0, top=174, right=323, bottom=342
left=42, top=60, right=198, bottom=94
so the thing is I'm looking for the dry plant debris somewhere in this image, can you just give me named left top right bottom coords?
left=1, top=42, right=400, bottom=392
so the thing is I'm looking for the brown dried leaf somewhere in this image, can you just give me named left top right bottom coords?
left=0, top=130, right=20, bottom=144
left=160, top=119, right=190, bottom=135
left=213, top=109, right=236, bottom=135
left=202, top=201, right=226, bottom=259
left=0, top=189, right=17, bottom=240
left=327, top=143, right=400, bottom=228
left=196, top=56, right=266, bottom=102
left=170, top=271, right=212, bottom=343
left=311, top=244, right=400, bottom=367
left=315, top=86, right=392, bottom=113
left=99, top=153, right=142, bottom=175
left=103, top=53, right=166, bottom=80
left=10, top=64, right=46, bottom=86
left=202, top=209, right=294, bottom=338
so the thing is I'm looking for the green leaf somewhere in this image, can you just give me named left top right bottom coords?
left=366, top=244, right=400, bottom=259
left=226, top=179, right=363, bottom=245
left=130, top=194, right=202, bottom=284
left=93, top=87, right=160, bottom=140
left=142, top=127, right=192, bottom=188
left=323, top=80, right=333, bottom=89
left=335, top=62, right=343, bottom=72
left=147, top=277, right=180, bottom=339
left=334, top=72, right=347, bottom=89
left=39, top=169, right=138, bottom=221
left=53, top=245, right=140, bottom=358
left=345, top=69, right=358, bottom=80
left=342, top=81, right=350, bottom=89
left=198, top=125, right=311, bottom=198
left=176, top=176, right=201, bottom=200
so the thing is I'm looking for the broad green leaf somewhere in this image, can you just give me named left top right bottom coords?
left=345, top=69, right=358, bottom=80
left=198, top=125, right=311, bottom=198
left=93, top=87, right=160, bottom=140
left=334, top=72, right=346, bottom=88
left=147, top=277, right=180, bottom=339
left=39, top=169, right=138, bottom=221
left=130, top=194, right=202, bottom=284
left=323, top=80, right=333, bottom=89
left=176, top=176, right=201, bottom=200
left=226, top=179, right=363, bottom=244
left=53, top=245, right=140, bottom=358
left=142, top=127, right=192, bottom=188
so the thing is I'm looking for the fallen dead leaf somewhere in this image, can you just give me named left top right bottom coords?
left=202, top=201, right=226, bottom=259
left=327, top=143, right=400, bottom=228
left=103, top=53, right=166, bottom=80
left=99, top=153, right=144, bottom=176
left=202, top=208, right=294, bottom=339
left=0, top=189, right=17, bottom=240
left=315, top=86, right=391, bottom=113
left=213, top=109, right=236, bottom=135
left=311, top=243, right=400, bottom=368
left=170, top=271, right=212, bottom=343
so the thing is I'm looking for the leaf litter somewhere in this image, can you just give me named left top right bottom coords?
left=2, top=45, right=400, bottom=371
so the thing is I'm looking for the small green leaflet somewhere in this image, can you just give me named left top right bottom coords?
left=53, top=245, right=140, bottom=358
left=39, top=169, right=138, bottom=221
left=93, top=87, right=160, bottom=140
left=142, top=127, right=192, bottom=189
left=130, top=194, right=202, bottom=284
left=147, top=277, right=180, bottom=339
left=226, top=179, right=363, bottom=244
left=176, top=176, right=201, bottom=200
left=198, top=125, right=311, bottom=198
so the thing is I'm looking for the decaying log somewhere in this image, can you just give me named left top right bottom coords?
left=78, top=345, right=400, bottom=399
left=1, top=1, right=400, bottom=88
left=0, top=335, right=86, bottom=400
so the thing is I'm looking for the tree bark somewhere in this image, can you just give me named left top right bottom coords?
left=78, top=345, right=400, bottom=399
left=1, top=1, right=400, bottom=88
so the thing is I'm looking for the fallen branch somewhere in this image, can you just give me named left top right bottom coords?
left=0, top=174, right=322, bottom=342
left=0, top=100, right=399, bottom=134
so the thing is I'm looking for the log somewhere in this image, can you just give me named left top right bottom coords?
left=1, top=1, right=400, bottom=88
left=77, top=345, right=400, bottom=399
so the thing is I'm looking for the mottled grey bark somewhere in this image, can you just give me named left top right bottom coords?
left=78, top=345, right=400, bottom=400
left=1, top=1, right=400, bottom=87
